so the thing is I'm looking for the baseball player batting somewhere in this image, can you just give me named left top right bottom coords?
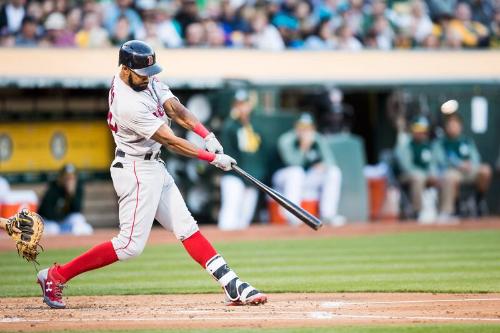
left=36, top=40, right=267, bottom=308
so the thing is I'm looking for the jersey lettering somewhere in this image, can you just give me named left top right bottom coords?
left=109, top=79, right=115, bottom=107
left=107, top=112, right=118, bottom=133
left=153, top=104, right=165, bottom=118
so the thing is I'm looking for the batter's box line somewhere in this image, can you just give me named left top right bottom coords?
left=2, top=313, right=500, bottom=324
left=309, top=312, right=500, bottom=322
left=321, top=298, right=500, bottom=308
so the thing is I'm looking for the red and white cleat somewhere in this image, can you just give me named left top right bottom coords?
left=37, top=264, right=66, bottom=309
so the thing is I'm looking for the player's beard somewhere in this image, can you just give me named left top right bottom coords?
left=128, top=75, right=148, bottom=92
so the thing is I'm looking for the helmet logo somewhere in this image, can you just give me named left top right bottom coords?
left=147, top=56, right=154, bottom=66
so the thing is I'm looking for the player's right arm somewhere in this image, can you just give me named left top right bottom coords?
left=152, top=124, right=202, bottom=158
left=152, top=124, right=236, bottom=171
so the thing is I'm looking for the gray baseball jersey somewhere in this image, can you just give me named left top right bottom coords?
left=107, top=75, right=176, bottom=156
left=107, top=74, right=199, bottom=260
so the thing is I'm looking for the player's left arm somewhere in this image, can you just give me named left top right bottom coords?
left=163, top=98, right=223, bottom=154
left=163, top=97, right=202, bottom=133
left=151, top=78, right=223, bottom=153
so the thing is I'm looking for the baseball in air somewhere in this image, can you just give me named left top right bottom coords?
left=441, top=99, right=459, bottom=114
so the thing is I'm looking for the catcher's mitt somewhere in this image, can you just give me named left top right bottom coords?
left=6, top=209, right=44, bottom=264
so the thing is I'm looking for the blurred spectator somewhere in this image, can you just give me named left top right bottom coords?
left=143, top=17, right=163, bottom=48
left=103, top=0, right=144, bottom=40
left=369, top=15, right=395, bottom=49
left=294, top=0, right=315, bottom=39
left=336, top=24, right=363, bottom=50
left=0, top=34, right=15, bottom=46
left=218, top=0, right=249, bottom=44
left=26, top=1, right=43, bottom=24
left=406, top=0, right=434, bottom=45
left=15, top=15, right=38, bottom=46
left=395, top=117, right=439, bottom=222
left=0, top=0, right=26, bottom=36
left=425, top=0, right=457, bottom=20
left=467, top=0, right=495, bottom=26
left=433, top=13, right=463, bottom=49
left=66, top=7, right=82, bottom=34
left=249, top=10, right=285, bottom=50
left=175, top=0, right=200, bottom=37
left=344, top=0, right=365, bottom=35
left=218, top=90, right=265, bottom=230
left=448, top=2, right=489, bottom=47
left=0, top=0, right=496, bottom=50
left=40, top=12, right=75, bottom=47
left=319, top=88, right=354, bottom=134
left=75, top=11, right=110, bottom=48
left=272, top=12, right=303, bottom=48
left=205, top=19, right=226, bottom=47
left=489, top=10, right=500, bottom=47
left=41, top=0, right=55, bottom=19
left=421, top=33, right=441, bottom=48
left=38, top=164, right=93, bottom=235
left=304, top=19, right=336, bottom=49
left=273, top=113, right=345, bottom=226
left=434, top=114, right=492, bottom=219
left=82, top=0, right=101, bottom=14
left=110, top=15, right=134, bottom=46
left=185, top=22, right=205, bottom=46
left=155, top=3, right=183, bottom=48
left=362, top=0, right=397, bottom=36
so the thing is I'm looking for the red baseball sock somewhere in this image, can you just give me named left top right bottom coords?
left=182, top=231, right=217, bottom=268
left=56, top=241, right=119, bottom=283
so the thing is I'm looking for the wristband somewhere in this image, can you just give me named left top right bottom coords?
left=197, top=149, right=216, bottom=162
left=193, top=123, right=210, bottom=138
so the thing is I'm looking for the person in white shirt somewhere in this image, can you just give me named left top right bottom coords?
left=0, top=0, right=26, bottom=35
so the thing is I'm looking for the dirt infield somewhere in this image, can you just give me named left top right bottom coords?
left=1, top=293, right=500, bottom=331
left=2, top=220, right=500, bottom=331
left=1, top=218, right=500, bottom=252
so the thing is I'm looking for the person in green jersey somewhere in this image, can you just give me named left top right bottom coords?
left=434, top=114, right=492, bottom=218
left=395, top=117, right=439, bottom=222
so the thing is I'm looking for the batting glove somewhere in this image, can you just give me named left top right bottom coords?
left=204, top=132, right=224, bottom=154
left=210, top=154, right=236, bottom=171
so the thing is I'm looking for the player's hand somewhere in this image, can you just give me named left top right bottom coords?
left=204, top=132, right=224, bottom=154
left=210, top=154, right=236, bottom=171
left=5, top=217, right=22, bottom=236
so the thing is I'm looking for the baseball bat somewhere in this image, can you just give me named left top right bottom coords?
left=232, top=165, right=322, bottom=231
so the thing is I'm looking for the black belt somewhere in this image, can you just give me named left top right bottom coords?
left=116, top=149, right=161, bottom=160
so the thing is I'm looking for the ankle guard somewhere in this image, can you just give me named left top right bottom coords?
left=206, top=255, right=259, bottom=302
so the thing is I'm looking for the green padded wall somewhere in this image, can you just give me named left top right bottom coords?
left=328, top=134, right=369, bottom=222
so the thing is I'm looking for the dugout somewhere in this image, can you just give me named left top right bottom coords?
left=0, top=50, right=499, bottom=225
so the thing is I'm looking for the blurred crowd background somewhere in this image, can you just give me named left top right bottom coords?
left=1, top=0, right=500, bottom=49
left=0, top=0, right=499, bottom=234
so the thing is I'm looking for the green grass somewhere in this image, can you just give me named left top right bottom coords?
left=0, top=230, right=500, bottom=297
left=4, top=325, right=500, bottom=333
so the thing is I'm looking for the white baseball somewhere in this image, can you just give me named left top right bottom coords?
left=441, top=99, right=459, bottom=114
